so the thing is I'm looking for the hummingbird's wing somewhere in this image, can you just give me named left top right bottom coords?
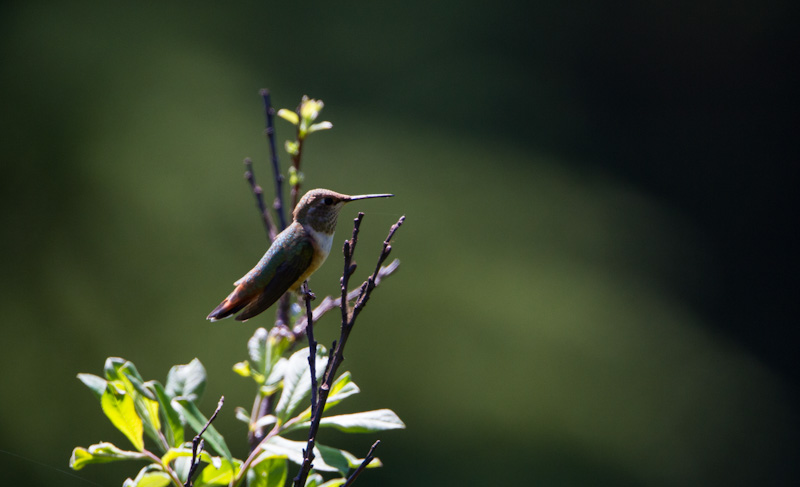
left=207, top=224, right=315, bottom=322
left=233, top=232, right=315, bottom=321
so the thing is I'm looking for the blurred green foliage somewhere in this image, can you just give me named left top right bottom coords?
left=1, top=1, right=797, bottom=486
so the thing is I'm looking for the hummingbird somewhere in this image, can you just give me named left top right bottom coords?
left=207, top=188, right=393, bottom=322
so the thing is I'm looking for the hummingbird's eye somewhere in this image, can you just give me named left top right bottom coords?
left=323, top=197, right=334, bottom=205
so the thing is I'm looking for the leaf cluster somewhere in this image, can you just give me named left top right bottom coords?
left=70, top=335, right=403, bottom=487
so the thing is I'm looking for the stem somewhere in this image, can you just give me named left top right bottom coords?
left=184, top=397, right=225, bottom=487
left=292, top=215, right=404, bottom=487
left=142, top=449, right=183, bottom=487
left=260, top=89, right=287, bottom=231
left=244, top=158, right=277, bottom=241
left=343, top=440, right=381, bottom=487
left=291, top=259, right=401, bottom=337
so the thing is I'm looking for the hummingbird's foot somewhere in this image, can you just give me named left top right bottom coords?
left=300, top=281, right=316, bottom=302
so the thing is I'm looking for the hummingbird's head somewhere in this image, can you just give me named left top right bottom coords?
left=294, top=188, right=394, bottom=233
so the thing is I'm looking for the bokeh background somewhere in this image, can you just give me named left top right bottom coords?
left=1, top=1, right=797, bottom=485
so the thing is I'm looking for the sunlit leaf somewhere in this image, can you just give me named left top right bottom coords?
left=277, top=109, right=299, bottom=125
left=324, top=372, right=360, bottom=411
left=308, top=121, right=333, bottom=133
left=247, top=328, right=269, bottom=375
left=317, top=409, right=405, bottom=433
left=282, top=373, right=361, bottom=433
left=77, top=373, right=107, bottom=400
left=147, top=381, right=184, bottom=448
left=261, top=436, right=336, bottom=472
left=196, top=458, right=240, bottom=485
left=161, top=445, right=218, bottom=470
left=285, top=140, right=299, bottom=157
left=233, top=361, right=251, bottom=378
left=304, top=473, right=324, bottom=487
left=101, top=358, right=164, bottom=450
left=300, top=98, right=324, bottom=122
left=319, top=479, right=347, bottom=487
left=274, top=347, right=327, bottom=423
left=234, top=407, right=250, bottom=423
left=253, top=414, right=277, bottom=430
left=248, top=454, right=287, bottom=487
left=101, top=384, right=144, bottom=451
left=265, top=358, right=288, bottom=389
left=69, top=442, right=147, bottom=470
left=123, top=465, right=171, bottom=487
left=165, top=359, right=206, bottom=401
left=103, top=357, right=128, bottom=381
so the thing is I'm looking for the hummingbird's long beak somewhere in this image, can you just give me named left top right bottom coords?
left=347, top=193, right=394, bottom=201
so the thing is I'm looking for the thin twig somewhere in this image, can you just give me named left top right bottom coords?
left=292, top=215, right=405, bottom=487
left=289, top=104, right=306, bottom=211
left=243, top=158, right=277, bottom=241
left=260, top=89, right=287, bottom=231
left=343, top=441, right=381, bottom=487
left=291, top=259, right=401, bottom=337
left=185, top=396, right=225, bottom=487
left=302, top=281, right=318, bottom=416
left=341, top=214, right=365, bottom=324
left=260, top=89, right=292, bottom=329
left=295, top=281, right=319, bottom=476
left=353, top=216, right=405, bottom=320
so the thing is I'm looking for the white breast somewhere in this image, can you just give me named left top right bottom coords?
left=307, top=226, right=334, bottom=259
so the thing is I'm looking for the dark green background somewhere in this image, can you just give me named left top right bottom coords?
left=1, top=1, right=797, bottom=485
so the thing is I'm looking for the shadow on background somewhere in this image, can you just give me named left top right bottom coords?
left=1, top=1, right=797, bottom=486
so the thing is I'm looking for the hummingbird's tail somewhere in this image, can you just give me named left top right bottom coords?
left=206, top=287, right=251, bottom=322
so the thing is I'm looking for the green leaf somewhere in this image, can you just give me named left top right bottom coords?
left=315, top=444, right=351, bottom=475
left=147, top=381, right=184, bottom=448
left=171, top=398, right=232, bottom=466
left=318, top=409, right=405, bottom=433
left=282, top=373, right=361, bottom=433
left=161, top=445, right=217, bottom=469
left=103, top=357, right=129, bottom=381
left=308, top=121, right=333, bottom=133
left=102, top=358, right=164, bottom=451
left=304, top=473, right=324, bottom=487
left=233, top=361, right=251, bottom=378
left=123, top=465, right=171, bottom=487
left=299, top=97, right=324, bottom=122
left=101, top=383, right=144, bottom=451
left=196, top=458, right=240, bottom=486
left=234, top=407, right=250, bottom=423
left=253, top=414, right=277, bottom=430
left=247, top=328, right=269, bottom=376
left=248, top=455, right=287, bottom=487
left=287, top=166, right=304, bottom=187
left=261, top=436, right=336, bottom=472
left=319, top=444, right=382, bottom=471
left=69, top=442, right=147, bottom=470
left=165, top=358, right=207, bottom=401
left=324, top=372, right=360, bottom=411
left=316, top=443, right=381, bottom=475
left=274, top=347, right=327, bottom=423
left=277, top=108, right=299, bottom=125
left=318, top=479, right=347, bottom=487
left=265, top=358, right=288, bottom=390
left=77, top=373, right=108, bottom=400
left=285, top=140, right=299, bottom=157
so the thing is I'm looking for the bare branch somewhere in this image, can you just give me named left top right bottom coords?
left=243, top=158, right=277, bottom=241
left=260, top=89, right=287, bottom=231
left=291, top=259, right=401, bottom=336
left=292, top=215, right=405, bottom=487
left=185, top=396, right=225, bottom=487
left=343, top=441, right=381, bottom=487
